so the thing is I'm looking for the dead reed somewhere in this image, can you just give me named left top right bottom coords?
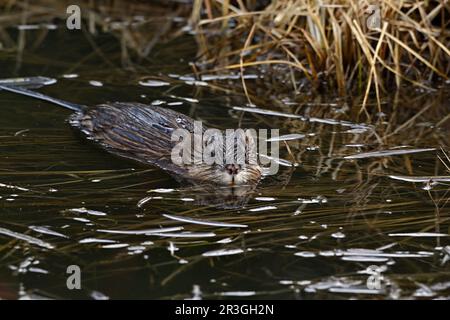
left=191, top=0, right=450, bottom=111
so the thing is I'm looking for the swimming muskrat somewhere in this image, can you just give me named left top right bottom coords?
left=0, top=84, right=262, bottom=186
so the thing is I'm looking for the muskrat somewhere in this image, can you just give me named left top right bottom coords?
left=0, top=84, right=262, bottom=186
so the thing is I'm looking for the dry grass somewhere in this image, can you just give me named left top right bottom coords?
left=191, top=0, right=450, bottom=111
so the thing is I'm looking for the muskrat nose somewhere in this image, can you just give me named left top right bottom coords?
left=225, top=164, right=241, bottom=175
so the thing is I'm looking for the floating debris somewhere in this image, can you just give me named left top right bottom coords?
left=328, top=287, right=384, bottom=295
left=10, top=257, right=44, bottom=274
left=295, top=251, right=316, bottom=258
left=178, top=75, right=195, bottom=81
left=342, top=248, right=434, bottom=258
left=29, top=226, right=68, bottom=239
left=319, top=250, right=335, bottom=257
left=389, top=175, right=450, bottom=183
left=72, top=217, right=91, bottom=223
left=79, top=238, right=116, bottom=244
left=443, top=246, right=450, bottom=265
left=162, top=213, right=247, bottom=228
left=233, top=106, right=306, bottom=120
left=216, top=238, right=233, bottom=244
left=150, top=232, right=216, bottom=238
left=167, top=101, right=183, bottom=106
left=127, top=245, right=146, bottom=255
left=388, top=232, right=448, bottom=237
left=202, top=248, right=244, bottom=257
left=413, top=284, right=436, bottom=298
left=0, top=227, right=54, bottom=249
left=62, top=74, right=79, bottom=79
left=254, top=197, right=276, bottom=201
left=345, top=128, right=368, bottom=134
left=219, top=291, right=256, bottom=297
left=101, top=243, right=129, bottom=249
left=200, top=73, right=259, bottom=81
left=151, top=100, right=166, bottom=106
left=259, top=154, right=294, bottom=167
left=167, top=242, right=179, bottom=254
left=305, top=277, right=363, bottom=293
left=169, top=95, right=199, bottom=103
left=431, top=281, right=450, bottom=291
left=184, top=80, right=208, bottom=86
left=137, top=196, right=163, bottom=207
left=0, top=183, right=29, bottom=192
left=341, top=256, right=389, bottom=262
left=149, top=188, right=175, bottom=193
left=311, top=117, right=370, bottom=129
left=233, top=106, right=370, bottom=129
left=188, top=284, right=202, bottom=300
left=19, top=293, right=53, bottom=300
left=297, top=196, right=328, bottom=204
left=14, top=129, right=30, bottom=136
left=17, top=24, right=57, bottom=30
left=331, top=232, right=346, bottom=239
left=0, top=76, right=56, bottom=86
left=91, top=291, right=109, bottom=300
left=248, top=206, right=277, bottom=212
left=138, top=79, right=170, bottom=87
left=344, top=148, right=436, bottom=159
left=28, top=267, right=49, bottom=274
left=266, top=133, right=306, bottom=142
left=97, top=226, right=183, bottom=235
left=88, top=80, right=103, bottom=87
left=345, top=143, right=366, bottom=148
left=65, top=207, right=107, bottom=216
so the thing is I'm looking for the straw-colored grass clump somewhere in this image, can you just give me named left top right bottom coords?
left=192, top=0, right=450, bottom=103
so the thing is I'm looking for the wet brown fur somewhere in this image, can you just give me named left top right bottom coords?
left=70, top=102, right=261, bottom=185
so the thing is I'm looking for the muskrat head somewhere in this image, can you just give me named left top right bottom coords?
left=187, top=129, right=262, bottom=186
left=216, top=129, right=261, bottom=185
left=214, top=162, right=262, bottom=185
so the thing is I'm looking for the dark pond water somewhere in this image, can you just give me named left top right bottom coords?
left=0, top=21, right=449, bottom=300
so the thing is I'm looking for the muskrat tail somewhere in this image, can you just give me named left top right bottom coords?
left=0, top=84, right=86, bottom=112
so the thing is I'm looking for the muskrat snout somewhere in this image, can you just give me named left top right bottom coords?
left=225, top=164, right=241, bottom=176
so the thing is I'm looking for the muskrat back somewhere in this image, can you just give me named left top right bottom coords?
left=70, top=102, right=199, bottom=178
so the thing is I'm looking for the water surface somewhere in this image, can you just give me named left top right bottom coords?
left=0, top=21, right=449, bottom=300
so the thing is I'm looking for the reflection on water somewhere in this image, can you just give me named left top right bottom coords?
left=0, top=17, right=449, bottom=300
